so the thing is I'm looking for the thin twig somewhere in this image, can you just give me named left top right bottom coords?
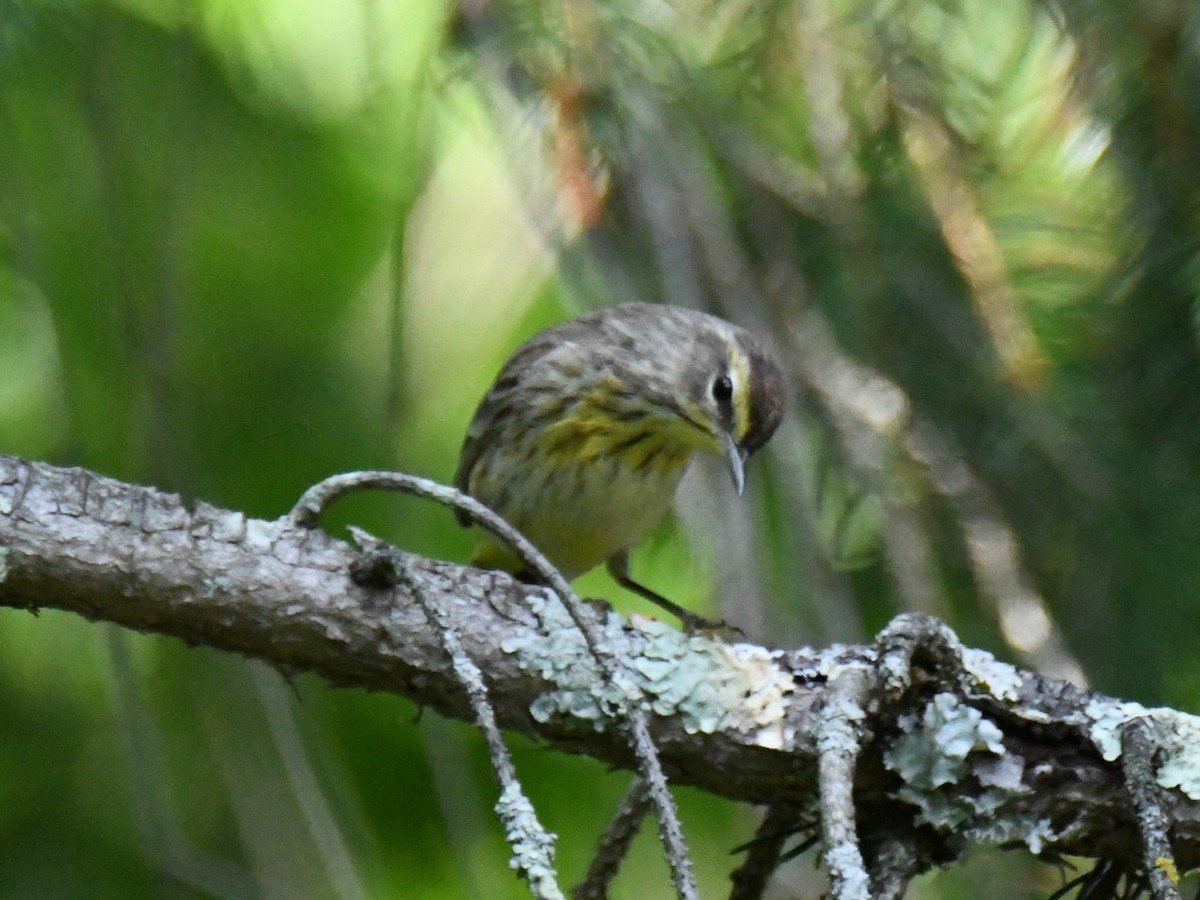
left=865, top=833, right=921, bottom=900
left=816, top=665, right=872, bottom=900
left=628, top=713, right=698, bottom=899
left=572, top=777, right=652, bottom=900
left=728, top=803, right=803, bottom=900
left=292, top=471, right=698, bottom=898
left=361, top=536, right=562, bottom=899
left=1120, top=718, right=1181, bottom=900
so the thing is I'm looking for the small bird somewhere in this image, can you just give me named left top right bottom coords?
left=454, top=303, right=785, bottom=630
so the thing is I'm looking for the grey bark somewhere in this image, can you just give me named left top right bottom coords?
left=3, top=453, right=1200, bottom=889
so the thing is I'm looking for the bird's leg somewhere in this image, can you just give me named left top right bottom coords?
left=605, top=553, right=728, bottom=633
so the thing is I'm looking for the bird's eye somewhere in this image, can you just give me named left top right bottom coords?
left=712, top=374, right=733, bottom=403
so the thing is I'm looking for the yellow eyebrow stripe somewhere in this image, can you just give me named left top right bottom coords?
left=728, top=344, right=753, bottom=444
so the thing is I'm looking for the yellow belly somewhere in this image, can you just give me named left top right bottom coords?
left=470, top=448, right=694, bottom=579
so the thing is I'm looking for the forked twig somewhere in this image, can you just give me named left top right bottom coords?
left=291, top=471, right=697, bottom=899
left=352, top=531, right=562, bottom=898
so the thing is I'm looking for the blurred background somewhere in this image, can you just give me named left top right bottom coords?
left=2, top=0, right=1199, bottom=896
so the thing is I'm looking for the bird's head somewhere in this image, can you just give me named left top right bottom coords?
left=683, top=322, right=785, bottom=494
left=594, top=305, right=786, bottom=494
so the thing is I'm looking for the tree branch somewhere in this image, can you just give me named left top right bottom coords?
left=4, top=454, right=1200, bottom=886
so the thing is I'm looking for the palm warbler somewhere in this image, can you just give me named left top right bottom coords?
left=455, top=303, right=784, bottom=629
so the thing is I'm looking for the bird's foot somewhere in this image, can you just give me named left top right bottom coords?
left=678, top=611, right=744, bottom=641
left=582, top=595, right=616, bottom=617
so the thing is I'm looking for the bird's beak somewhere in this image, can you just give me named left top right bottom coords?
left=722, top=432, right=747, bottom=496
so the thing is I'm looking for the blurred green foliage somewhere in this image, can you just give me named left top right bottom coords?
left=4, top=0, right=1200, bottom=896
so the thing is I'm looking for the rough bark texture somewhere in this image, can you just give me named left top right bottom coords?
left=3, top=454, right=1200, bottom=887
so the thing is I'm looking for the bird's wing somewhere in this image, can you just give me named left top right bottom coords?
left=452, top=331, right=566, bottom=527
